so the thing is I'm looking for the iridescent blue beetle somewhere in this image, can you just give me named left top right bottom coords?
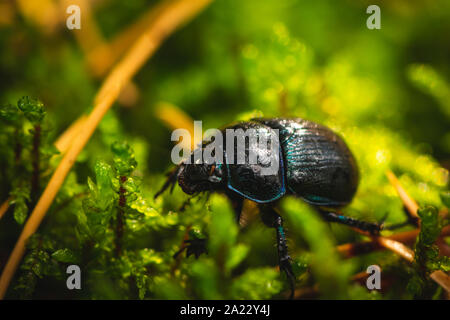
left=156, top=118, right=382, bottom=298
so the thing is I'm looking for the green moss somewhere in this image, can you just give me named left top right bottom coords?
left=407, top=206, right=450, bottom=298
left=1, top=0, right=449, bottom=300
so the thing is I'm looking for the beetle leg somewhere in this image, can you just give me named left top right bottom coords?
left=275, top=216, right=296, bottom=299
left=383, top=220, right=411, bottom=230
left=173, top=238, right=208, bottom=259
left=320, top=210, right=382, bottom=235
left=154, top=165, right=183, bottom=199
left=226, top=192, right=244, bottom=224
left=260, top=205, right=296, bottom=299
left=383, top=206, right=419, bottom=230
left=232, top=199, right=244, bottom=224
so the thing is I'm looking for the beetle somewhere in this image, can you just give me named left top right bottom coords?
left=155, top=117, right=383, bottom=298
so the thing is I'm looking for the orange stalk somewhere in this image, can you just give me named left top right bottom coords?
left=0, top=200, right=9, bottom=221
left=155, top=102, right=199, bottom=150
left=60, top=0, right=140, bottom=106
left=386, top=170, right=419, bottom=218
left=0, top=0, right=213, bottom=299
left=337, top=225, right=450, bottom=258
left=54, top=115, right=88, bottom=153
left=88, top=0, right=173, bottom=77
left=430, top=271, right=450, bottom=292
left=339, top=170, right=450, bottom=293
left=376, top=237, right=414, bottom=262
left=374, top=172, right=449, bottom=292
left=16, top=0, right=60, bottom=34
left=0, top=1, right=14, bottom=26
left=60, top=0, right=108, bottom=77
left=376, top=236, right=450, bottom=292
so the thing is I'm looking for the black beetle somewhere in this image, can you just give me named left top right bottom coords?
left=156, top=117, right=382, bottom=298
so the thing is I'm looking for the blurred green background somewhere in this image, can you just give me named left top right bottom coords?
left=0, top=0, right=449, bottom=299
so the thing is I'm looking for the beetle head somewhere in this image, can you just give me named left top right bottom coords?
left=177, top=161, right=224, bottom=195
left=154, top=145, right=225, bottom=199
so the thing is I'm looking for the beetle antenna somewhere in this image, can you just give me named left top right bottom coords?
left=154, top=165, right=183, bottom=199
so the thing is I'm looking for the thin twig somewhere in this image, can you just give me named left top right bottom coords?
left=0, top=0, right=213, bottom=299
left=60, top=0, right=108, bottom=77
left=337, top=225, right=450, bottom=258
left=88, top=0, right=174, bottom=77
left=385, top=170, right=450, bottom=292
left=345, top=228, right=450, bottom=292
left=0, top=200, right=10, bottom=221
left=54, top=115, right=88, bottom=153
left=376, top=237, right=414, bottom=262
left=376, top=236, right=450, bottom=292
left=386, top=170, right=420, bottom=219
left=430, top=271, right=450, bottom=292
left=338, top=171, right=450, bottom=293
left=61, top=0, right=140, bottom=106
left=359, top=171, right=450, bottom=292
